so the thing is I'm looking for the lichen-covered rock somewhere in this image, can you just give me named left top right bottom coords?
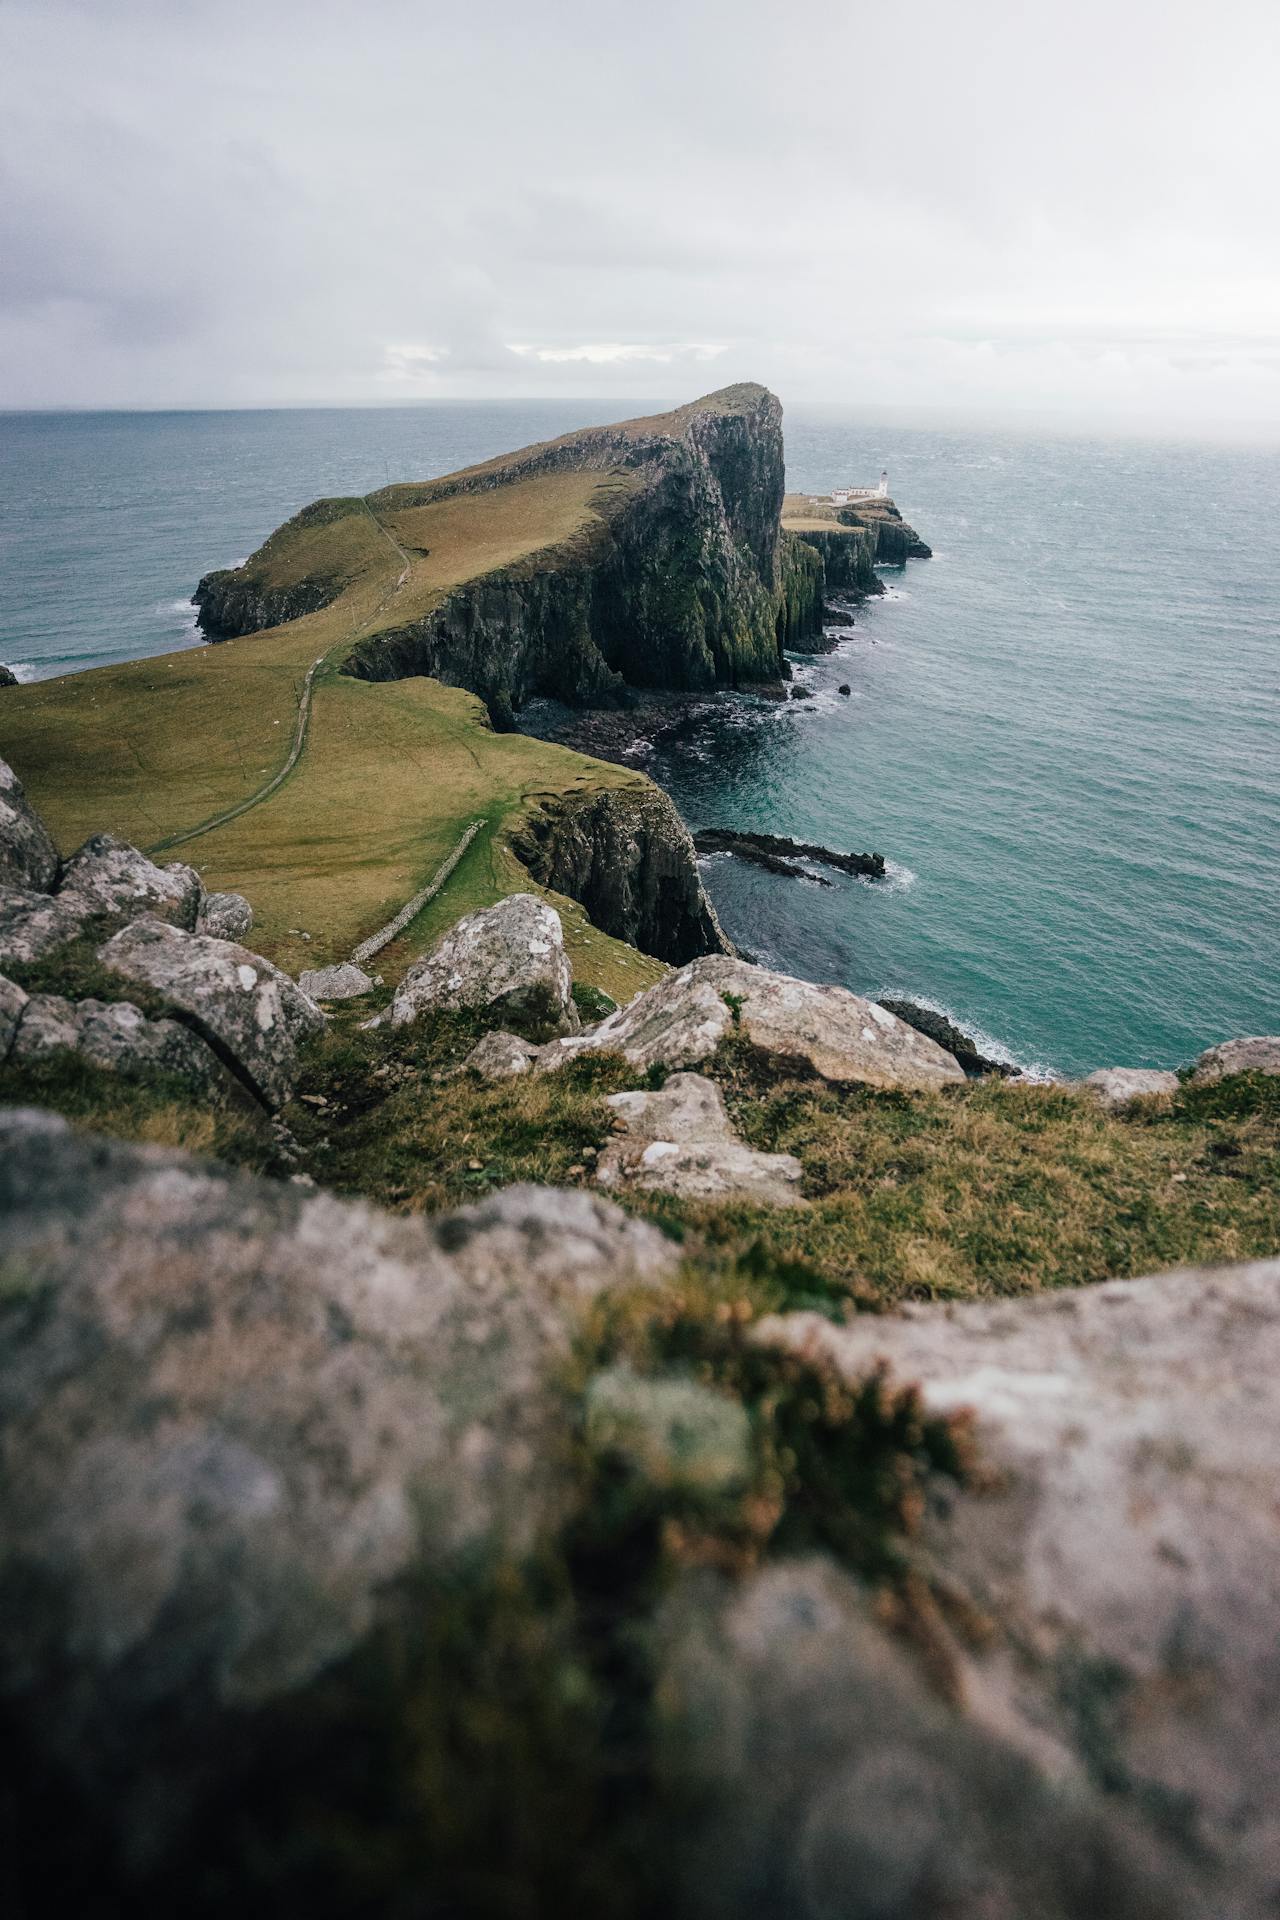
left=596, top=1071, right=805, bottom=1206
left=99, top=919, right=325, bottom=1107
left=196, top=889, right=254, bottom=940
left=0, top=1112, right=677, bottom=1886
left=463, top=1029, right=539, bottom=1079
left=390, top=893, right=578, bottom=1034
left=9, top=991, right=225, bottom=1089
left=542, top=955, right=963, bottom=1090
left=1189, top=1035, right=1280, bottom=1082
left=0, top=755, right=58, bottom=891
left=57, top=832, right=203, bottom=930
left=1083, top=1067, right=1180, bottom=1107
left=512, top=786, right=730, bottom=965
left=0, top=970, right=29, bottom=1061
left=0, top=884, right=92, bottom=966
left=298, top=960, right=375, bottom=1000
left=757, top=1255, right=1280, bottom=1917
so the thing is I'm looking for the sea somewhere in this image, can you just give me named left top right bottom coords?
left=1, top=403, right=1277, bottom=1078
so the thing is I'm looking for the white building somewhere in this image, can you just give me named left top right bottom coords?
left=829, top=472, right=889, bottom=507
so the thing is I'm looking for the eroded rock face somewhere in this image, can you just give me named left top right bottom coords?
left=0, top=1112, right=677, bottom=1887
left=758, top=1257, right=1280, bottom=1918
left=512, top=786, right=730, bottom=966
left=0, top=756, right=59, bottom=892
left=0, top=664, right=18, bottom=689
left=1084, top=1067, right=1180, bottom=1107
left=542, top=955, right=963, bottom=1091
left=99, top=919, right=325, bottom=1107
left=196, top=889, right=254, bottom=940
left=1189, top=1036, right=1280, bottom=1082
left=9, top=991, right=225, bottom=1088
left=298, top=960, right=375, bottom=1001
left=58, top=832, right=202, bottom=930
left=597, top=1071, right=805, bottom=1206
left=390, top=893, right=578, bottom=1034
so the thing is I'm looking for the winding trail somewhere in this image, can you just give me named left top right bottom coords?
left=148, top=654, right=326, bottom=856
left=146, top=506, right=415, bottom=859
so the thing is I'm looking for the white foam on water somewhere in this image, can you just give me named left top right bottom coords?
left=874, top=987, right=1056, bottom=1082
left=5, top=662, right=37, bottom=682
left=857, top=858, right=917, bottom=894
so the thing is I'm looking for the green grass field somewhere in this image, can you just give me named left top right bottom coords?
left=0, top=466, right=664, bottom=997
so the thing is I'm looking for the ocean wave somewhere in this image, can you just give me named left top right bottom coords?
left=857, top=858, right=916, bottom=893
left=4, top=661, right=37, bottom=682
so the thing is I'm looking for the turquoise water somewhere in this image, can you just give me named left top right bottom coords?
left=1, top=405, right=1277, bottom=1075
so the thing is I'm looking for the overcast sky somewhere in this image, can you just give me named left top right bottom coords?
left=3, top=0, right=1279, bottom=436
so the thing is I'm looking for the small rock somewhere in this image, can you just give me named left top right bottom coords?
left=298, top=961, right=375, bottom=1001
left=1189, top=1036, right=1280, bottom=1083
left=0, top=665, right=17, bottom=689
left=197, top=891, right=254, bottom=940
left=1083, top=1067, right=1180, bottom=1108
left=789, top=684, right=813, bottom=700
left=596, top=1072, right=806, bottom=1207
left=462, top=1029, right=538, bottom=1080
left=0, top=756, right=58, bottom=893
left=391, top=894, right=578, bottom=1034
left=58, top=833, right=202, bottom=931
left=838, top=683, right=851, bottom=696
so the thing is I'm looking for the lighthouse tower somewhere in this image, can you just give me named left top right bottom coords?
left=877, top=469, right=889, bottom=498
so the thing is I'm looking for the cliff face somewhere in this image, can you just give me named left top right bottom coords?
left=510, top=785, right=731, bottom=966
left=196, top=387, right=790, bottom=722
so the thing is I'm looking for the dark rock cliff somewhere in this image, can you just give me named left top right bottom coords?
left=510, top=785, right=732, bottom=965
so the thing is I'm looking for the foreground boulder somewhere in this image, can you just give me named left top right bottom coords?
left=58, top=831, right=202, bottom=930
left=542, top=955, right=963, bottom=1089
left=597, top=1071, right=806, bottom=1206
left=0, top=755, right=58, bottom=892
left=463, top=1028, right=540, bottom=1079
left=0, top=1111, right=677, bottom=1900
left=759, top=1256, right=1280, bottom=1918
left=0, top=971, right=28, bottom=1059
left=390, top=892, right=578, bottom=1033
left=99, top=919, right=325, bottom=1106
left=1190, top=1035, right=1280, bottom=1082
left=196, top=889, right=254, bottom=939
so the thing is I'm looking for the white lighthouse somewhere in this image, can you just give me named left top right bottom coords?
left=877, top=469, right=889, bottom=498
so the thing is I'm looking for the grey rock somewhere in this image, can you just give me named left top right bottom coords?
left=10, top=990, right=224, bottom=1089
left=463, top=1028, right=539, bottom=1079
left=9, top=991, right=80, bottom=1058
left=0, top=884, right=92, bottom=966
left=1189, top=1035, right=1280, bottom=1082
left=0, top=664, right=17, bottom=689
left=758, top=1256, right=1280, bottom=1917
left=584, top=1364, right=751, bottom=1497
left=298, top=960, right=375, bottom=1001
left=597, top=1071, right=806, bottom=1206
left=0, top=1111, right=677, bottom=1875
left=196, top=889, right=254, bottom=940
left=0, top=754, right=59, bottom=891
left=0, top=971, right=28, bottom=1062
left=659, top=1558, right=1192, bottom=1920
left=1083, top=1067, right=1180, bottom=1107
left=390, top=892, right=579, bottom=1034
left=58, top=832, right=203, bottom=931
left=542, top=955, right=963, bottom=1091
left=99, top=919, right=325, bottom=1108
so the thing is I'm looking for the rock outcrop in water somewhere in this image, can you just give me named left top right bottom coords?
left=512, top=785, right=731, bottom=965
left=694, top=828, right=885, bottom=882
